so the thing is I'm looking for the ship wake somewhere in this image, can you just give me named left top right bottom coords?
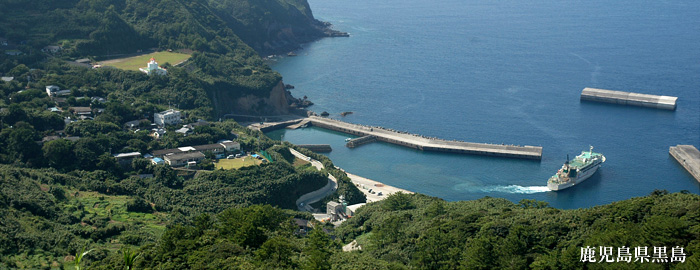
left=479, top=185, right=549, bottom=194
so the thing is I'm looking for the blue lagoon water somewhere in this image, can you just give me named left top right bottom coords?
left=267, top=0, right=700, bottom=209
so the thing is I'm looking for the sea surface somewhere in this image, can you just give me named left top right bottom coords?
left=267, top=0, right=700, bottom=209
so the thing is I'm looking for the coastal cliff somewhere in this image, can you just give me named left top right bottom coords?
left=209, top=0, right=348, bottom=55
left=209, top=80, right=290, bottom=116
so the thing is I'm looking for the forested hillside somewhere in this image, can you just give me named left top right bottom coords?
left=0, top=147, right=331, bottom=268
left=0, top=0, right=337, bottom=116
left=0, top=0, right=331, bottom=56
left=28, top=191, right=692, bottom=269
left=332, top=192, right=700, bottom=269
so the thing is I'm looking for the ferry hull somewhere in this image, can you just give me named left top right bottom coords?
left=547, top=164, right=601, bottom=191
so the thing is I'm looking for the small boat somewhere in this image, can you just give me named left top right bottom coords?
left=345, top=138, right=352, bottom=142
left=547, top=146, right=606, bottom=191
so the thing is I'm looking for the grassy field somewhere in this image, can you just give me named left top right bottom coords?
left=292, top=157, right=310, bottom=167
left=215, top=156, right=262, bottom=170
left=101, top=51, right=191, bottom=71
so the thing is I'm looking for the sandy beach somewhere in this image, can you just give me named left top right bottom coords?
left=342, top=171, right=413, bottom=202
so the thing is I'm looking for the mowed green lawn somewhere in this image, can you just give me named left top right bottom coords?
left=102, top=51, right=191, bottom=71
left=215, top=156, right=262, bottom=170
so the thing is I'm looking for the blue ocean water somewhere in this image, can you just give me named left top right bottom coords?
left=267, top=0, right=700, bottom=209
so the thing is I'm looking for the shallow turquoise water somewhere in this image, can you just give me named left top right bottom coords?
left=267, top=0, right=700, bottom=209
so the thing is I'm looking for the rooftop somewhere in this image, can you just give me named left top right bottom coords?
left=177, top=146, right=196, bottom=152
left=114, top=152, right=142, bottom=159
left=70, top=107, right=92, bottom=113
left=220, top=141, right=240, bottom=148
left=152, top=148, right=182, bottom=156
left=194, top=143, right=224, bottom=151
left=164, top=151, right=205, bottom=160
left=157, top=108, right=179, bottom=115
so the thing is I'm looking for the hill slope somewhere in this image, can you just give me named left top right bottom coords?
left=0, top=0, right=336, bottom=116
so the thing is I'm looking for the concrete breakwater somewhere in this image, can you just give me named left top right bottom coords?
left=307, top=116, right=542, bottom=160
left=297, top=144, right=333, bottom=152
left=581, top=88, right=678, bottom=110
left=249, top=118, right=304, bottom=132
left=669, top=145, right=700, bottom=182
left=346, top=135, right=377, bottom=148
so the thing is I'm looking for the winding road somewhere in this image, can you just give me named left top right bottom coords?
left=291, top=148, right=338, bottom=212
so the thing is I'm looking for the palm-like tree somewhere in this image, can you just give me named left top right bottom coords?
left=122, top=246, right=140, bottom=270
left=74, top=246, right=93, bottom=270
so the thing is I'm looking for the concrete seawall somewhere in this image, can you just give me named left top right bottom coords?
left=669, top=145, right=700, bottom=182
left=581, top=88, right=677, bottom=110
left=307, top=116, right=542, bottom=160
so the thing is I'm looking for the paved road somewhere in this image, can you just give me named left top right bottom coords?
left=291, top=148, right=338, bottom=212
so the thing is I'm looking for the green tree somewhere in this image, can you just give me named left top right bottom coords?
left=304, top=229, right=332, bottom=270
left=4, top=122, right=41, bottom=164
left=414, top=226, right=458, bottom=269
left=518, top=199, right=549, bottom=209
left=8, top=64, right=30, bottom=77
left=42, top=139, right=75, bottom=170
left=126, top=197, right=153, bottom=213
left=2, top=104, right=28, bottom=125
left=217, top=204, right=287, bottom=248
left=74, top=246, right=93, bottom=270
left=97, top=152, right=120, bottom=174
left=382, top=192, right=414, bottom=211
left=255, top=236, right=296, bottom=268
left=425, top=200, right=446, bottom=217
left=121, top=246, right=140, bottom=270
left=72, top=138, right=106, bottom=170
left=461, top=235, right=496, bottom=270
left=153, top=165, right=181, bottom=188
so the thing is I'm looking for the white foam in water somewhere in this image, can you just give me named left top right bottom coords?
left=479, top=185, right=550, bottom=194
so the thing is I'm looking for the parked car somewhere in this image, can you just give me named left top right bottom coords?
left=227, top=155, right=235, bottom=159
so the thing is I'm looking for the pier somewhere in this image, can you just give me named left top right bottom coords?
left=307, top=116, right=542, bottom=160
left=669, top=145, right=700, bottom=182
left=581, top=88, right=677, bottom=110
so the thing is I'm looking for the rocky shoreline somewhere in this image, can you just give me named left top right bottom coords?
left=256, top=19, right=349, bottom=57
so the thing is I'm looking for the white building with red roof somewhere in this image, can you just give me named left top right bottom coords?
left=139, top=57, right=167, bottom=75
